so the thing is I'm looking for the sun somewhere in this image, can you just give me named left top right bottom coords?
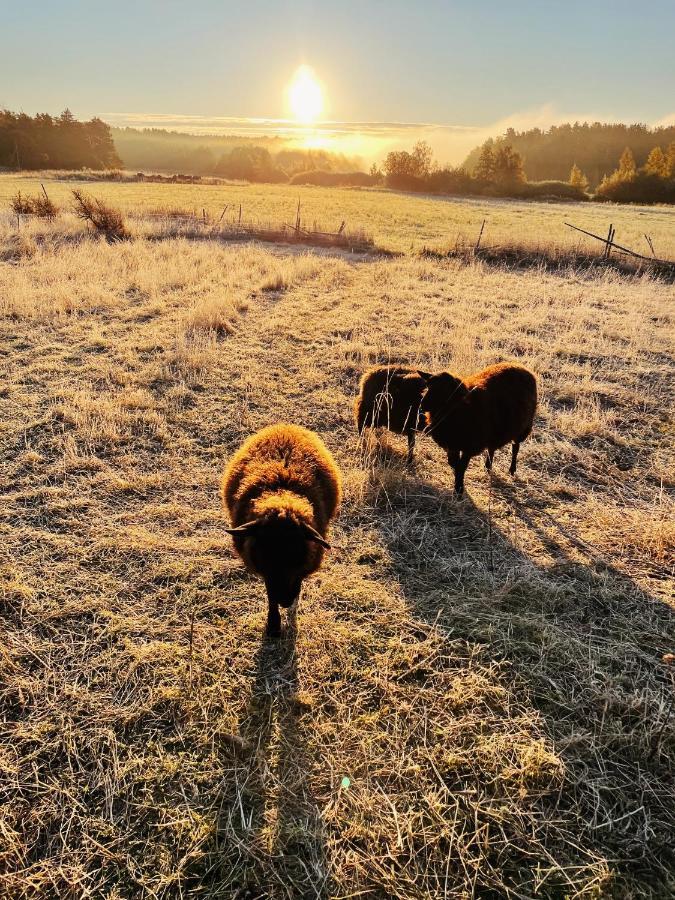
left=287, top=65, right=324, bottom=124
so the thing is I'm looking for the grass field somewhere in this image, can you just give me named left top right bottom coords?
left=1, top=176, right=674, bottom=898
left=2, top=172, right=675, bottom=256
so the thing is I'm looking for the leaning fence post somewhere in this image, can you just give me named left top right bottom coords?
left=474, top=218, right=486, bottom=254
left=604, top=223, right=613, bottom=260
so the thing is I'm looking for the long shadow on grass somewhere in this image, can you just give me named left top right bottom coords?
left=370, top=450, right=675, bottom=895
left=194, top=609, right=329, bottom=899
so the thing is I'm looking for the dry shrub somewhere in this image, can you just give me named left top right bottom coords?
left=31, top=193, right=59, bottom=219
left=9, top=191, right=34, bottom=216
left=10, top=188, right=58, bottom=219
left=72, top=189, right=128, bottom=241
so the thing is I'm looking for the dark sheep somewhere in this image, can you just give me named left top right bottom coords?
left=420, top=362, right=537, bottom=495
left=222, top=423, right=341, bottom=636
left=354, top=365, right=432, bottom=464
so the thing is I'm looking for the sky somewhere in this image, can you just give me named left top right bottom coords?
left=1, top=0, right=674, bottom=163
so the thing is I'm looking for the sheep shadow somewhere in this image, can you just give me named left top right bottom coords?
left=197, top=609, right=329, bottom=899
left=368, top=462, right=675, bottom=887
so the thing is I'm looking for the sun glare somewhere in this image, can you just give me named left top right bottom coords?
left=287, top=65, right=323, bottom=124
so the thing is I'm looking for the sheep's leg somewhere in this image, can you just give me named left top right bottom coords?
left=510, top=442, right=520, bottom=476
left=447, top=449, right=460, bottom=471
left=454, top=452, right=472, bottom=495
left=406, top=430, right=415, bottom=466
left=266, top=599, right=282, bottom=638
left=485, top=449, right=495, bottom=471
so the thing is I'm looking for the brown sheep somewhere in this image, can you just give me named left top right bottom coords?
left=354, top=365, right=432, bottom=464
left=420, top=362, right=537, bottom=495
left=222, top=424, right=341, bottom=636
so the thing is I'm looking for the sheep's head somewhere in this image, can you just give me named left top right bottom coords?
left=419, top=372, right=467, bottom=429
left=226, top=514, right=329, bottom=609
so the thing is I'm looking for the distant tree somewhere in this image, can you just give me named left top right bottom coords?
left=642, top=146, right=668, bottom=178
left=412, top=141, right=434, bottom=178
left=368, top=162, right=383, bottom=183
left=569, top=163, right=589, bottom=191
left=492, top=143, right=525, bottom=185
left=83, top=117, right=123, bottom=169
left=474, top=142, right=496, bottom=181
left=383, top=142, right=434, bottom=182
left=616, top=147, right=637, bottom=181
left=665, top=141, right=675, bottom=178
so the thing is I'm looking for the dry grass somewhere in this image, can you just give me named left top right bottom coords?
left=1, top=196, right=674, bottom=899
left=1, top=172, right=674, bottom=255
left=423, top=239, right=675, bottom=282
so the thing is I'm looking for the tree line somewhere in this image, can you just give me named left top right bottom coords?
left=3, top=109, right=674, bottom=204
left=593, top=145, right=675, bottom=203
left=464, top=122, right=675, bottom=188
left=381, top=140, right=582, bottom=200
left=0, top=109, right=121, bottom=170
left=382, top=136, right=675, bottom=204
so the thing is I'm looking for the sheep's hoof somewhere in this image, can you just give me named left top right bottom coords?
left=509, top=466, right=517, bottom=477
left=265, top=623, right=282, bottom=639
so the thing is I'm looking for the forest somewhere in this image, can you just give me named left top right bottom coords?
left=464, top=122, right=675, bottom=188
left=0, top=109, right=121, bottom=170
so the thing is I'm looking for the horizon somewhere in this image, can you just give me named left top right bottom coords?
left=6, top=108, right=675, bottom=168
left=2, top=0, right=674, bottom=165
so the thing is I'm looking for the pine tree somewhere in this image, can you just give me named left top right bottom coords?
left=616, top=147, right=637, bottom=181
left=569, top=163, right=589, bottom=191
left=643, top=146, right=667, bottom=178
left=475, top=142, right=495, bottom=181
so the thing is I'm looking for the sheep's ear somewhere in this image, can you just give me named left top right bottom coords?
left=225, top=520, right=259, bottom=536
left=302, top=523, right=331, bottom=550
left=417, top=370, right=433, bottom=381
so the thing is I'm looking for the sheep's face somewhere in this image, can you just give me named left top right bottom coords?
left=420, top=372, right=466, bottom=428
left=226, top=517, right=329, bottom=608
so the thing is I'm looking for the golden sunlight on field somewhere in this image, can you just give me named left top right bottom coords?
left=1, top=176, right=674, bottom=898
